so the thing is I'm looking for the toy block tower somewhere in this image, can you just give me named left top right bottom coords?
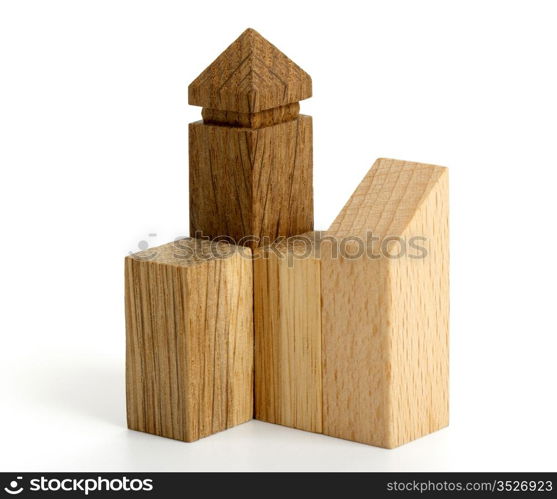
left=322, top=159, right=449, bottom=448
left=126, top=30, right=450, bottom=449
left=188, top=28, right=313, bottom=247
left=126, top=29, right=314, bottom=443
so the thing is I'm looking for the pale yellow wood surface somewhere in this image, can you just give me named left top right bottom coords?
left=254, top=233, right=323, bottom=433
left=125, top=238, right=253, bottom=442
left=321, top=248, right=393, bottom=446
left=389, top=171, right=449, bottom=446
left=329, top=158, right=446, bottom=240
left=321, top=158, right=449, bottom=448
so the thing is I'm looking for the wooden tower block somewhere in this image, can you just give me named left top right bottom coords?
left=189, top=28, right=313, bottom=247
left=322, top=158, right=449, bottom=448
left=254, top=232, right=323, bottom=433
left=125, top=238, right=253, bottom=442
left=253, top=159, right=449, bottom=448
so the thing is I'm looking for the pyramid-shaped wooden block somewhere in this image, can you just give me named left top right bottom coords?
left=189, top=28, right=312, bottom=113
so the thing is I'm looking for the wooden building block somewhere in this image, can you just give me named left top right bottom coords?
left=254, top=232, right=323, bottom=433
left=188, top=28, right=312, bottom=114
left=322, top=158, right=449, bottom=448
left=125, top=238, right=253, bottom=442
left=188, top=28, right=313, bottom=247
left=253, top=159, right=449, bottom=448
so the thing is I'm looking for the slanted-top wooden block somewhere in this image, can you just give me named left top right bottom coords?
left=188, top=28, right=313, bottom=247
left=322, top=158, right=449, bottom=448
left=125, top=238, right=253, bottom=442
left=254, top=158, right=449, bottom=448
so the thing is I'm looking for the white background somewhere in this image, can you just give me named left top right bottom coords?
left=1, top=0, right=556, bottom=472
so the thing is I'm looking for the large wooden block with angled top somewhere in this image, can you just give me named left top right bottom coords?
left=253, top=158, right=449, bottom=448
left=125, top=238, right=253, bottom=442
left=322, top=158, right=449, bottom=448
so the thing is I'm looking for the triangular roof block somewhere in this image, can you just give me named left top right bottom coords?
left=188, top=28, right=312, bottom=114
left=328, top=158, right=447, bottom=240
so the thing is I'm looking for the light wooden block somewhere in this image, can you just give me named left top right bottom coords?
left=322, top=158, right=449, bottom=448
left=125, top=238, right=253, bottom=442
left=254, top=232, right=323, bottom=433
left=253, top=159, right=449, bottom=448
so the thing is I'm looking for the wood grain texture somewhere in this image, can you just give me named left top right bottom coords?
left=189, top=116, right=313, bottom=247
left=254, top=232, right=323, bottom=433
left=189, top=28, right=311, bottom=113
left=202, top=103, right=299, bottom=129
left=329, top=158, right=446, bottom=239
left=322, top=158, right=449, bottom=448
left=125, top=238, right=253, bottom=442
left=389, top=172, right=449, bottom=447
